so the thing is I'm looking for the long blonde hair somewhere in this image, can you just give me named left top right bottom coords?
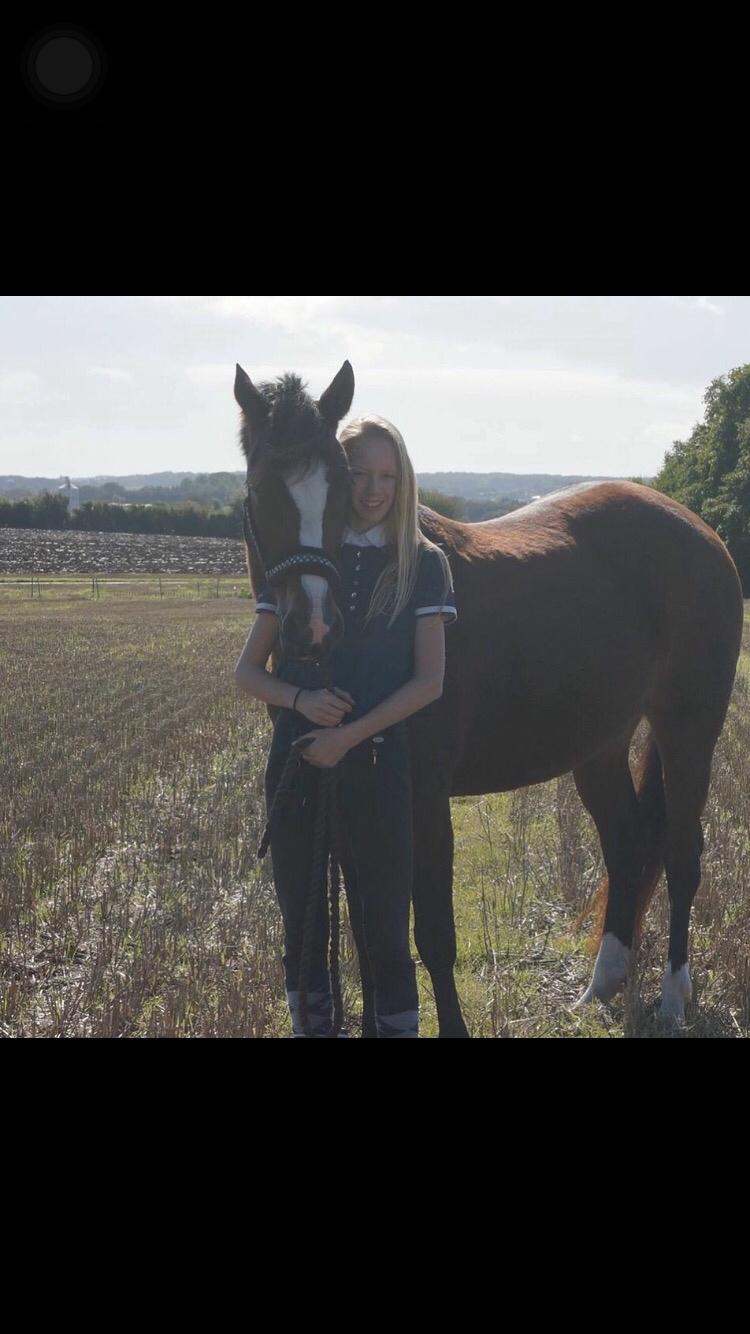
left=338, top=415, right=454, bottom=630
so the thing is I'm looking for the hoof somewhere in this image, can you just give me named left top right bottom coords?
left=573, top=979, right=626, bottom=1007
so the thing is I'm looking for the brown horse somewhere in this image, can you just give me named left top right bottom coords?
left=235, top=361, right=745, bottom=1036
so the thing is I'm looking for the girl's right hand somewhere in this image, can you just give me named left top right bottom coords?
left=295, top=687, right=355, bottom=727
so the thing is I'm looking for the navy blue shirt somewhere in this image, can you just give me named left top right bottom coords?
left=256, top=542, right=457, bottom=723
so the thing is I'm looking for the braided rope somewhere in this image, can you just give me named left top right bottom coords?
left=327, top=779, right=346, bottom=1037
left=265, top=552, right=342, bottom=584
left=242, top=497, right=267, bottom=581
left=297, top=768, right=333, bottom=1038
left=257, top=742, right=303, bottom=860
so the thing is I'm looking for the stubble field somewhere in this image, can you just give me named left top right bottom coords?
left=2, top=572, right=748, bottom=1038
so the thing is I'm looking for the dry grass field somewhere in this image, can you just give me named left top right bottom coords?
left=2, top=579, right=748, bottom=1038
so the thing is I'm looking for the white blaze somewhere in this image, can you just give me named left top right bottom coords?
left=286, top=461, right=330, bottom=640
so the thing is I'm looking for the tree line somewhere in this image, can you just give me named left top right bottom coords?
left=0, top=488, right=521, bottom=537
left=652, top=362, right=750, bottom=593
left=0, top=494, right=247, bottom=538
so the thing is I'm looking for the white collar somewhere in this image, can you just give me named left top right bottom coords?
left=341, top=522, right=389, bottom=548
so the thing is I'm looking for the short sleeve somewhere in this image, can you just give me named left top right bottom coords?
left=413, top=548, right=457, bottom=625
left=255, top=585, right=279, bottom=616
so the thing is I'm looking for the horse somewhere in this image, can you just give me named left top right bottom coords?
left=234, top=360, right=745, bottom=1036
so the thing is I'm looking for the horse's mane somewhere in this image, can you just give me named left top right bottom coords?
left=256, top=373, right=327, bottom=470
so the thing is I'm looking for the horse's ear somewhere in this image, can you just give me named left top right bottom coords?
left=317, top=361, right=355, bottom=426
left=234, top=364, right=270, bottom=432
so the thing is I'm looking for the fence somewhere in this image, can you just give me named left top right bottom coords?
left=0, top=575, right=252, bottom=604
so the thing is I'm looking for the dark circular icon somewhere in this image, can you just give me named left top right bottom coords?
left=23, top=26, right=107, bottom=107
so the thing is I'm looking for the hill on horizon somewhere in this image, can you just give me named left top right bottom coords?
left=0, top=468, right=645, bottom=505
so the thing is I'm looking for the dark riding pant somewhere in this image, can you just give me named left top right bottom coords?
left=264, top=714, right=419, bottom=1038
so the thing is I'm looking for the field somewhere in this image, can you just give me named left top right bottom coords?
left=0, top=525, right=247, bottom=576
left=1, top=564, right=749, bottom=1038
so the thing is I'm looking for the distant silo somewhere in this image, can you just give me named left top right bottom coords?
left=58, top=476, right=80, bottom=512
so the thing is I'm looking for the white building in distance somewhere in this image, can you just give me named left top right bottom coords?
left=58, top=477, right=80, bottom=512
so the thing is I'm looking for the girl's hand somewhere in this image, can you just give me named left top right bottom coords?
left=298, top=728, right=353, bottom=769
left=296, top=687, right=355, bottom=727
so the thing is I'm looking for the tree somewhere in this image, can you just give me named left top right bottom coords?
left=653, top=363, right=750, bottom=592
left=418, top=488, right=465, bottom=520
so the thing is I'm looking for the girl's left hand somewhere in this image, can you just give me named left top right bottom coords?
left=298, top=728, right=352, bottom=769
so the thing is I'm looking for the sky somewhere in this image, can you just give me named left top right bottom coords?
left=1, top=295, right=749, bottom=480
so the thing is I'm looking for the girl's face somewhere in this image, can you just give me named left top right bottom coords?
left=348, top=435, right=398, bottom=531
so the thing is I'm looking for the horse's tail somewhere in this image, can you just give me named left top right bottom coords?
left=581, top=728, right=667, bottom=949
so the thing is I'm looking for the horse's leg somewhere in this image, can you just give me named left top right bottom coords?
left=647, top=707, right=718, bottom=1023
left=573, top=738, right=647, bottom=1004
left=412, top=789, right=470, bottom=1038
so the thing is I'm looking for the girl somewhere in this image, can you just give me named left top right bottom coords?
left=234, top=416, right=457, bottom=1038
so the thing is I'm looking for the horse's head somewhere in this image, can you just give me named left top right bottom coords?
left=234, top=361, right=355, bottom=661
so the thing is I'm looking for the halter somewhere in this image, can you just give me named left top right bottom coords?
left=242, top=496, right=343, bottom=597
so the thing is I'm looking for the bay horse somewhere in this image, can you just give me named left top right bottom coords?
left=235, top=360, right=744, bottom=1036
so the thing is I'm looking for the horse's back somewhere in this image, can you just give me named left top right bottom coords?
left=421, top=481, right=742, bottom=623
left=413, top=482, right=744, bottom=795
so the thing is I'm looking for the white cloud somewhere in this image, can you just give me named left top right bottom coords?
left=641, top=419, right=696, bottom=446
left=0, top=371, right=44, bottom=405
left=184, top=363, right=234, bottom=385
left=185, top=362, right=339, bottom=388
left=209, top=296, right=352, bottom=328
left=87, top=367, right=133, bottom=382
left=657, top=295, right=725, bottom=316
left=355, top=365, right=698, bottom=409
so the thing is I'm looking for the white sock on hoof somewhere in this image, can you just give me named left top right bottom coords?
left=575, top=932, right=631, bottom=1006
left=659, top=963, right=691, bottom=1023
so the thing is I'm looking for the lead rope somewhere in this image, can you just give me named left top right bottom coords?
left=257, top=725, right=345, bottom=1040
